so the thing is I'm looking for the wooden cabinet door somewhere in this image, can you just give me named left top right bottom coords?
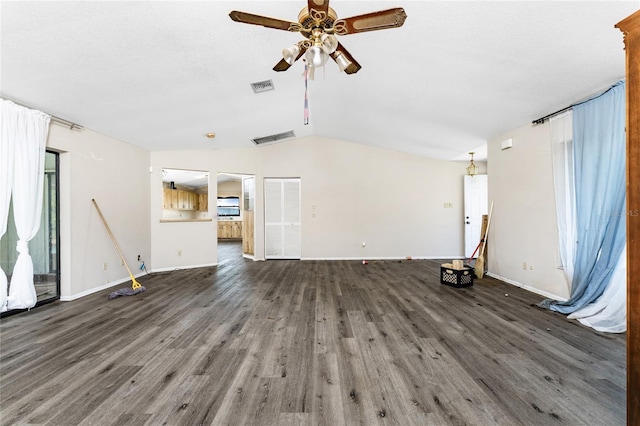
left=170, top=190, right=178, bottom=209
left=217, top=221, right=241, bottom=239
left=198, top=193, right=208, bottom=211
left=177, top=190, right=197, bottom=210
left=217, top=222, right=230, bottom=239
left=163, top=188, right=178, bottom=209
left=177, top=190, right=186, bottom=209
left=163, top=188, right=172, bottom=209
left=231, top=222, right=242, bottom=238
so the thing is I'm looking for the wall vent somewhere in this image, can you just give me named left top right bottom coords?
left=250, top=80, right=275, bottom=93
left=252, top=130, right=296, bottom=145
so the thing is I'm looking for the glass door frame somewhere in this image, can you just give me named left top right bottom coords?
left=0, top=150, right=60, bottom=317
left=40, top=149, right=61, bottom=306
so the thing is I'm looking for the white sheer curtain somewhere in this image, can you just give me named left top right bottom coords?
left=3, top=100, right=51, bottom=310
left=549, top=111, right=576, bottom=292
left=0, top=100, right=17, bottom=311
left=568, top=246, right=626, bottom=332
left=545, top=82, right=627, bottom=333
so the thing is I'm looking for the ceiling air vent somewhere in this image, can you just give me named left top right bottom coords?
left=250, top=80, right=274, bottom=94
left=252, top=130, right=295, bottom=145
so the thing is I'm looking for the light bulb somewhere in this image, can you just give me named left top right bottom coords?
left=334, top=52, right=351, bottom=72
left=282, top=44, right=300, bottom=65
left=320, top=34, right=338, bottom=54
left=305, top=45, right=328, bottom=68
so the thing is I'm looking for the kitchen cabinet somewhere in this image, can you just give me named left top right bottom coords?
left=163, top=188, right=178, bottom=209
left=198, top=193, right=208, bottom=211
left=218, top=221, right=242, bottom=239
left=163, top=188, right=200, bottom=211
left=177, top=190, right=191, bottom=210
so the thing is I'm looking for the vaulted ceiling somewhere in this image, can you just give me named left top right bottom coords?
left=2, top=1, right=637, bottom=162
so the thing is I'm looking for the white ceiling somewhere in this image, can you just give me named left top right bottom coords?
left=2, top=1, right=637, bottom=162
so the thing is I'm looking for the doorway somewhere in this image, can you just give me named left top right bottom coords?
left=264, top=178, right=301, bottom=259
left=464, top=174, right=488, bottom=258
left=217, top=173, right=255, bottom=265
left=0, top=150, right=60, bottom=314
left=242, top=176, right=255, bottom=258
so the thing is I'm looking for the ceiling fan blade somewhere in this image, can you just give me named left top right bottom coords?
left=273, top=58, right=293, bottom=72
left=273, top=44, right=309, bottom=72
left=307, top=0, right=330, bottom=17
left=229, top=11, right=300, bottom=32
left=330, top=43, right=361, bottom=74
left=333, top=8, right=407, bottom=35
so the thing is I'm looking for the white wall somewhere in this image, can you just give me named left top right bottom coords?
left=217, top=180, right=242, bottom=198
left=42, top=125, right=492, bottom=300
left=47, top=123, right=150, bottom=300
left=487, top=122, right=569, bottom=300
left=150, top=148, right=261, bottom=269
left=259, top=136, right=468, bottom=259
left=43, top=125, right=491, bottom=300
left=149, top=136, right=473, bottom=268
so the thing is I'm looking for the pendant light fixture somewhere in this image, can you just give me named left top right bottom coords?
left=466, top=152, right=478, bottom=177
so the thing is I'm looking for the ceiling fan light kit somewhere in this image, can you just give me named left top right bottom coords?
left=282, top=44, right=301, bottom=65
left=229, top=1, right=407, bottom=75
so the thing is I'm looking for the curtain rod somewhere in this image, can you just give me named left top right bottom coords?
left=532, top=82, right=620, bottom=126
left=2, top=97, right=83, bottom=130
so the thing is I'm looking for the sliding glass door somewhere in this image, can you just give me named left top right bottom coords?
left=0, top=150, right=60, bottom=313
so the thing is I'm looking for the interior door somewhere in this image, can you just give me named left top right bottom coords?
left=264, top=178, right=301, bottom=259
left=242, top=176, right=255, bottom=257
left=464, top=174, right=488, bottom=258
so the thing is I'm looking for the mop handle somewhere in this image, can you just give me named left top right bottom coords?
left=91, top=199, right=135, bottom=278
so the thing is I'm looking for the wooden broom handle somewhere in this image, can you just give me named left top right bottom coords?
left=91, top=199, right=135, bottom=278
left=479, top=201, right=494, bottom=258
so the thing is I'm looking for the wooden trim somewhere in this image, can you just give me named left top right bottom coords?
left=616, top=10, right=640, bottom=425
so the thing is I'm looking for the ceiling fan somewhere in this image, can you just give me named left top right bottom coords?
left=229, top=0, right=407, bottom=75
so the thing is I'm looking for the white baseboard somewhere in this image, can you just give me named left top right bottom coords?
left=300, top=255, right=462, bottom=261
left=60, top=271, right=148, bottom=301
left=152, top=262, right=217, bottom=273
left=485, top=272, right=568, bottom=301
left=60, top=263, right=218, bottom=302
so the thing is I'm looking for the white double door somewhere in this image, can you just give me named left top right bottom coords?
left=264, top=178, right=301, bottom=259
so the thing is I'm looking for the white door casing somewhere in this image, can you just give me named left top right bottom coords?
left=464, top=174, right=488, bottom=258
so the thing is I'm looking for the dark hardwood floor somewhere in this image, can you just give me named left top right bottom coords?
left=0, top=242, right=625, bottom=425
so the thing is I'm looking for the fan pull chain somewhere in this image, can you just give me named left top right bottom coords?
left=303, top=60, right=310, bottom=125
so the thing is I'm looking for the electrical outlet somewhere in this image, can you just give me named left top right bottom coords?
left=103, top=262, right=108, bottom=271
left=523, top=262, right=527, bottom=270
left=444, top=202, right=453, bottom=208
left=178, top=249, right=182, bottom=256
left=529, top=265, right=534, bottom=270
left=362, top=242, right=366, bottom=247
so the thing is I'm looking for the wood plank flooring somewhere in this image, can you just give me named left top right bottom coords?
left=0, top=242, right=626, bottom=425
